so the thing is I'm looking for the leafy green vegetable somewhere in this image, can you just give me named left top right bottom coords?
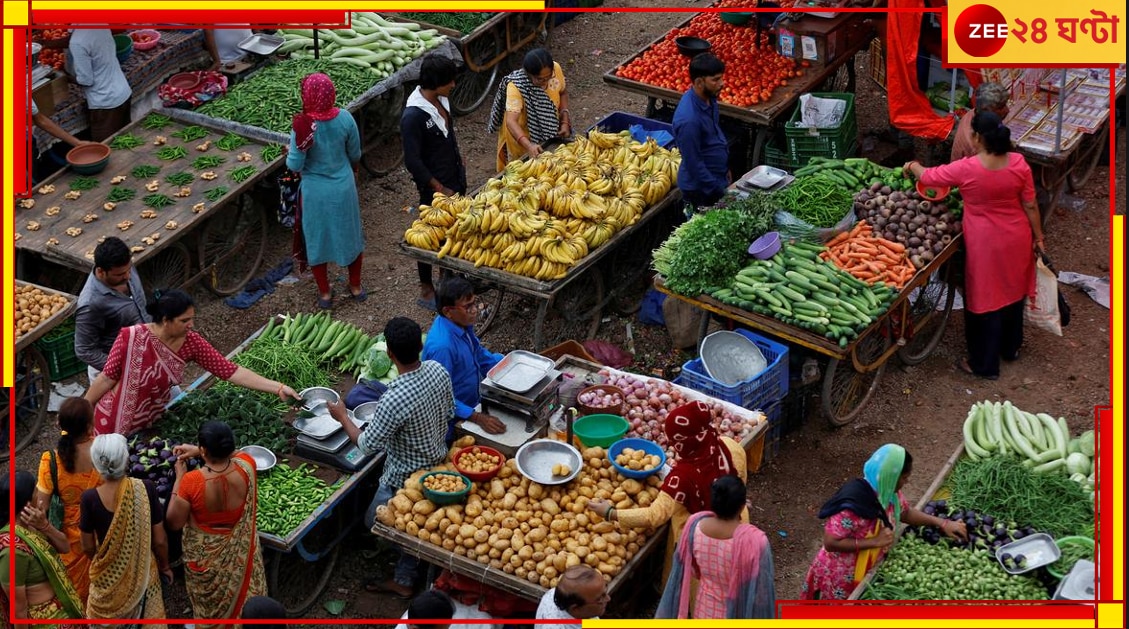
left=362, top=346, right=392, bottom=379
left=654, top=209, right=761, bottom=297
left=160, top=388, right=289, bottom=453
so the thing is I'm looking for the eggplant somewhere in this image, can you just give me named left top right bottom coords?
left=130, top=463, right=146, bottom=475
left=923, top=505, right=935, bottom=516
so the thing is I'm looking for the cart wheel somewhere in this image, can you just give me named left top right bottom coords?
left=361, top=85, right=408, bottom=177
left=821, top=331, right=891, bottom=427
left=140, top=242, right=192, bottom=295
left=545, top=268, right=606, bottom=349
left=266, top=518, right=342, bottom=616
left=896, top=264, right=956, bottom=366
left=473, top=285, right=506, bottom=338
left=1067, top=124, right=1109, bottom=191
left=450, top=29, right=502, bottom=116
left=198, top=198, right=267, bottom=296
left=1, top=348, right=51, bottom=463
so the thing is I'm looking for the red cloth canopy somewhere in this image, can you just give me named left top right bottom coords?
left=885, top=0, right=956, bottom=141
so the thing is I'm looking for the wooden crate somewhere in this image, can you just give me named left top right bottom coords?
left=867, top=37, right=886, bottom=91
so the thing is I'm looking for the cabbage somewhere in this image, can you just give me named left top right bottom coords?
left=1076, top=430, right=1094, bottom=457
left=1065, top=452, right=1091, bottom=476
left=363, top=348, right=392, bottom=379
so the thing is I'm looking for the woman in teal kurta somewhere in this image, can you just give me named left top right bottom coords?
left=287, top=72, right=366, bottom=309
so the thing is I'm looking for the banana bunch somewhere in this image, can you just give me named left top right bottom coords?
left=405, top=224, right=443, bottom=250
left=586, top=128, right=631, bottom=150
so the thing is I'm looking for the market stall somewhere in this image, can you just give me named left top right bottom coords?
left=398, top=119, right=685, bottom=350
left=30, top=29, right=213, bottom=151
left=602, top=6, right=874, bottom=169
left=370, top=353, right=772, bottom=604
left=15, top=113, right=283, bottom=296
left=847, top=400, right=1096, bottom=600
left=2, top=281, right=78, bottom=462
left=163, top=14, right=462, bottom=177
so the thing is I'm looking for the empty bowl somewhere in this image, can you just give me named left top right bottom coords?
left=66, top=143, right=111, bottom=175
left=114, top=34, right=133, bottom=63
left=240, top=445, right=277, bottom=472
left=299, top=387, right=340, bottom=409
left=167, top=72, right=201, bottom=91
left=675, top=36, right=711, bottom=57
left=748, top=231, right=781, bottom=260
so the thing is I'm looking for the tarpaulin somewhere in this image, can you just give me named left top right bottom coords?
left=885, top=0, right=956, bottom=141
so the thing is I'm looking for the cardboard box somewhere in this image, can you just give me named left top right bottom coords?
left=31, top=74, right=68, bottom=117
left=776, top=12, right=869, bottom=66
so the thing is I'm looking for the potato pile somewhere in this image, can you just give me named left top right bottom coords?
left=615, top=448, right=661, bottom=472
left=377, top=444, right=661, bottom=588
left=15, top=283, right=70, bottom=341
left=423, top=473, right=467, bottom=493
left=456, top=447, right=502, bottom=474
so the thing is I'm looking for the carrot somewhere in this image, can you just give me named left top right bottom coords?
left=878, top=239, right=906, bottom=253
left=826, top=231, right=852, bottom=248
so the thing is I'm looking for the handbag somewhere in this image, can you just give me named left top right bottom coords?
left=1024, top=252, right=1067, bottom=336
left=277, top=168, right=301, bottom=229
left=47, top=451, right=66, bottom=530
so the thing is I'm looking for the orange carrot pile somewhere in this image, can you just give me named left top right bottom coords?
left=820, top=221, right=917, bottom=289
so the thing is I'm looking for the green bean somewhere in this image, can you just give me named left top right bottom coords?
left=106, top=187, right=137, bottom=203
left=109, top=134, right=146, bottom=150
left=131, top=165, right=161, bottom=179
left=230, top=165, right=257, bottom=183
left=397, top=11, right=493, bottom=34
left=777, top=173, right=855, bottom=228
left=203, top=187, right=229, bottom=202
left=141, top=113, right=173, bottom=130
left=69, top=176, right=100, bottom=191
left=261, top=143, right=284, bottom=163
left=171, top=126, right=210, bottom=142
left=165, top=172, right=195, bottom=186
left=215, top=133, right=248, bottom=151
left=192, top=156, right=226, bottom=170
left=142, top=194, right=175, bottom=209
left=156, top=146, right=188, bottom=161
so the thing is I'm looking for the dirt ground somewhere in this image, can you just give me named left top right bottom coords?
left=12, top=6, right=1120, bottom=625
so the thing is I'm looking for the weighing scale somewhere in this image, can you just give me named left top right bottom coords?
left=462, top=366, right=564, bottom=458
left=294, top=428, right=379, bottom=473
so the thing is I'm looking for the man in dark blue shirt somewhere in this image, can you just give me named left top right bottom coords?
left=672, top=53, right=729, bottom=211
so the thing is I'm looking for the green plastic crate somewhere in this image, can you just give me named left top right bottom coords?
left=784, top=92, right=857, bottom=162
left=34, top=318, right=85, bottom=381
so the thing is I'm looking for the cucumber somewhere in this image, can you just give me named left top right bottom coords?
left=784, top=270, right=818, bottom=294
left=777, top=285, right=807, bottom=303
left=752, top=289, right=784, bottom=308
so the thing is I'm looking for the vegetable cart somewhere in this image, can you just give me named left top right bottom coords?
left=654, top=233, right=962, bottom=427
left=390, top=12, right=550, bottom=116
left=15, top=115, right=282, bottom=298
left=399, top=184, right=684, bottom=351
left=601, top=10, right=873, bottom=167
left=2, top=282, right=77, bottom=462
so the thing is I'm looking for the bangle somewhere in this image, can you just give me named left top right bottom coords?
left=518, top=135, right=529, bottom=146
left=604, top=505, right=614, bottom=520
left=854, top=538, right=859, bottom=552
left=276, top=383, right=284, bottom=397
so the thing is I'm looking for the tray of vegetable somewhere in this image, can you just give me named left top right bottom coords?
left=997, top=534, right=1060, bottom=574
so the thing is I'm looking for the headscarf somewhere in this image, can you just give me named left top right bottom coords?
left=863, top=444, right=907, bottom=525
left=292, top=73, right=340, bottom=151
left=660, top=401, right=735, bottom=513
left=485, top=67, right=560, bottom=146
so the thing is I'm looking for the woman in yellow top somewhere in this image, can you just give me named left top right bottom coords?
left=34, top=397, right=103, bottom=605
left=486, top=47, right=572, bottom=171
left=584, top=401, right=747, bottom=584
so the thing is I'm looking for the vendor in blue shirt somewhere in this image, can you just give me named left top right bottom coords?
left=672, top=53, right=729, bottom=211
left=422, top=277, right=507, bottom=442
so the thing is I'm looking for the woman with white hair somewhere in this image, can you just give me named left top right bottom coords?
left=78, top=434, right=170, bottom=626
left=950, top=81, right=1011, bottom=162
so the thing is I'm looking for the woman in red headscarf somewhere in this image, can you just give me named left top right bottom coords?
left=286, top=72, right=366, bottom=310
left=584, top=400, right=747, bottom=584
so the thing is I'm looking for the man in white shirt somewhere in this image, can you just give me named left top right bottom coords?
left=206, top=27, right=254, bottom=68
left=534, top=565, right=610, bottom=629
left=67, top=28, right=131, bottom=141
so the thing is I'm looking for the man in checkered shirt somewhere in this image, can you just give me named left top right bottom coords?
left=330, top=316, right=454, bottom=598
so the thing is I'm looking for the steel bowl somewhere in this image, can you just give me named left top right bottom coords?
left=240, top=445, right=277, bottom=472
left=299, top=387, right=340, bottom=409
left=515, top=439, right=582, bottom=485
left=700, top=330, right=768, bottom=386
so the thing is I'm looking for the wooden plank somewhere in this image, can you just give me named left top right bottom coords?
left=15, top=115, right=285, bottom=274
left=14, top=280, right=78, bottom=353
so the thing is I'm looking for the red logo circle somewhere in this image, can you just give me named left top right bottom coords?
left=954, top=4, right=1009, bottom=58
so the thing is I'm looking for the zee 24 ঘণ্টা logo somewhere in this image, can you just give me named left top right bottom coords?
left=952, top=3, right=1120, bottom=58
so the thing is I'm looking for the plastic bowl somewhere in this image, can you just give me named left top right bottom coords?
left=167, top=72, right=201, bottom=91
left=114, top=34, right=133, bottom=63
left=1047, top=536, right=1095, bottom=579
left=572, top=413, right=629, bottom=448
left=66, top=143, right=111, bottom=175
left=675, top=36, right=711, bottom=57
left=916, top=180, right=951, bottom=202
left=453, top=445, right=505, bottom=482
left=747, top=231, right=781, bottom=260
left=607, top=437, right=666, bottom=480
left=719, top=12, right=754, bottom=25
left=420, top=471, right=472, bottom=505
left=240, top=445, right=277, bottom=472
left=130, top=29, right=162, bottom=51
left=576, top=384, right=626, bottom=417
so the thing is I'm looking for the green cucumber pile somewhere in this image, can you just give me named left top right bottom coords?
left=709, top=241, right=896, bottom=347
left=277, top=12, right=446, bottom=79
left=257, top=462, right=339, bottom=537
left=793, top=157, right=904, bottom=192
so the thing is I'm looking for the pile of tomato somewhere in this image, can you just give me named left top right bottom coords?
left=614, top=8, right=807, bottom=108
left=34, top=29, right=69, bottom=43
left=38, top=49, right=66, bottom=70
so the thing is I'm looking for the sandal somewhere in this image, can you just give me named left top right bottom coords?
left=416, top=297, right=437, bottom=312
left=317, top=294, right=334, bottom=310
left=364, top=577, right=412, bottom=599
left=351, top=288, right=368, bottom=303
left=954, top=358, right=998, bottom=381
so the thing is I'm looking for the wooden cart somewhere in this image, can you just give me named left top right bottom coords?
left=655, top=235, right=963, bottom=427
left=3, top=282, right=77, bottom=462
left=601, top=10, right=873, bottom=167
left=16, top=116, right=281, bottom=297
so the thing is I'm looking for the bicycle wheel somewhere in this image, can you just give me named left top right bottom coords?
left=821, top=330, right=891, bottom=427
left=139, top=241, right=192, bottom=296
left=450, top=29, right=502, bottom=116
left=1, top=348, right=50, bottom=462
left=543, top=268, right=605, bottom=349
left=361, top=85, right=407, bottom=176
left=1067, top=124, right=1109, bottom=191
left=197, top=198, right=267, bottom=296
left=266, top=517, right=342, bottom=616
left=896, top=263, right=956, bottom=366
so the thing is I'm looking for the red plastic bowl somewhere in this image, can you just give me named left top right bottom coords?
left=167, top=72, right=200, bottom=91
left=452, top=445, right=505, bottom=482
left=131, top=29, right=162, bottom=51
left=916, top=180, right=951, bottom=202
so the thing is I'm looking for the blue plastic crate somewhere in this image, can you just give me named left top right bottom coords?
left=762, top=400, right=784, bottom=463
left=587, top=111, right=675, bottom=149
left=678, top=329, right=789, bottom=410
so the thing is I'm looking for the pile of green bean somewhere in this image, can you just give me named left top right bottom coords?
left=256, top=463, right=338, bottom=537
left=776, top=173, right=855, bottom=228
left=143, top=194, right=174, bottom=209
left=171, top=126, right=210, bottom=142
left=156, top=146, right=188, bottom=161
left=69, top=176, right=99, bottom=191
left=131, top=165, right=160, bottom=179
left=197, top=59, right=378, bottom=133
left=215, top=133, right=248, bottom=151
left=142, top=113, right=173, bottom=130
left=109, top=134, right=145, bottom=150
left=397, top=11, right=493, bottom=34
left=230, top=165, right=257, bottom=183
left=166, top=172, right=194, bottom=186
left=106, top=187, right=136, bottom=203
left=192, top=156, right=226, bottom=170
left=203, top=187, right=229, bottom=202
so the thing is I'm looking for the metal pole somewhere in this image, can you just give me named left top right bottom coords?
left=949, top=68, right=958, bottom=113
left=1053, top=68, right=1066, bottom=154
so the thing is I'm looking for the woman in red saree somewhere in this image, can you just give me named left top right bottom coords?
left=84, top=289, right=300, bottom=435
left=166, top=421, right=267, bottom=628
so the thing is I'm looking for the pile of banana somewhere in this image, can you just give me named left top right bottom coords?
left=404, top=129, right=681, bottom=281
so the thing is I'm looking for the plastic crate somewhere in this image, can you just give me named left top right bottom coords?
left=781, top=378, right=816, bottom=436
left=764, top=143, right=800, bottom=172
left=761, top=401, right=784, bottom=464
left=784, top=93, right=857, bottom=162
left=587, top=111, right=675, bottom=149
left=678, top=328, right=789, bottom=410
left=34, top=318, right=85, bottom=382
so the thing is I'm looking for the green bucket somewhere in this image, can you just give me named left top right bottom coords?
left=572, top=413, right=629, bottom=448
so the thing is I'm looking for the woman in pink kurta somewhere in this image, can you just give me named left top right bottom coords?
left=906, top=111, right=1045, bottom=380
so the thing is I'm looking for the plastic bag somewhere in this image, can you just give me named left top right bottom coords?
left=795, top=93, right=847, bottom=129
left=1024, top=255, right=1063, bottom=336
left=637, top=288, right=667, bottom=326
left=775, top=207, right=856, bottom=243
left=582, top=339, right=634, bottom=369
